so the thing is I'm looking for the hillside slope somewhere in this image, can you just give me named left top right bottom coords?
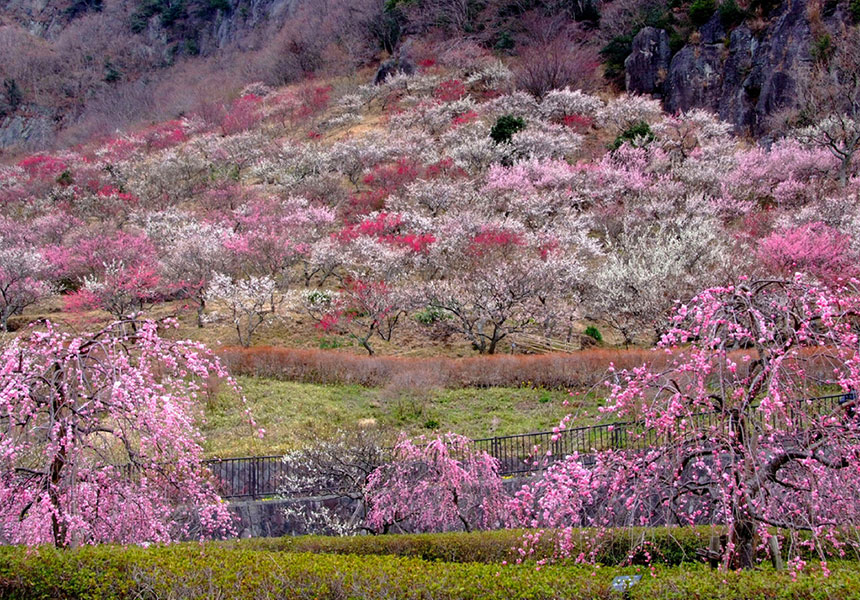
left=2, top=0, right=858, bottom=151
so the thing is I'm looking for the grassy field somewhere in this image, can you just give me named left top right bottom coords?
left=201, top=376, right=607, bottom=457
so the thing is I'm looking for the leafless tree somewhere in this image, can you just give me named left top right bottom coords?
left=794, top=26, right=860, bottom=186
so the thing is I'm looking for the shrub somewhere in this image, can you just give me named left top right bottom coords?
left=611, top=121, right=655, bottom=150
left=218, top=346, right=674, bottom=389
left=719, top=0, right=747, bottom=28
left=490, top=115, right=526, bottom=144
left=494, top=31, right=515, bottom=52
left=688, top=0, right=716, bottom=26
left=219, top=527, right=860, bottom=565
left=599, top=35, right=633, bottom=87
left=584, top=326, right=603, bottom=342
left=812, top=34, right=834, bottom=63
left=851, top=0, right=860, bottom=22
left=414, top=306, right=448, bottom=325
left=2, top=530, right=858, bottom=600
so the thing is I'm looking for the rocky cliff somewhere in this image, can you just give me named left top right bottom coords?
left=0, top=0, right=304, bottom=150
left=625, top=0, right=849, bottom=134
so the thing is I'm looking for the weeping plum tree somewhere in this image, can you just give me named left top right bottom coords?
left=365, top=433, right=508, bottom=533
left=513, top=277, right=860, bottom=569
left=0, top=320, right=257, bottom=547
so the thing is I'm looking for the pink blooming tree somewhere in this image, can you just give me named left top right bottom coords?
left=0, top=320, right=254, bottom=547
left=63, top=261, right=163, bottom=322
left=365, top=433, right=508, bottom=534
left=44, top=229, right=158, bottom=287
left=757, top=221, right=857, bottom=282
left=0, top=244, right=52, bottom=331
left=303, top=278, right=410, bottom=356
left=512, top=277, right=860, bottom=569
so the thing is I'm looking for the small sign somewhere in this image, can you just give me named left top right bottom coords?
left=611, top=575, right=642, bottom=592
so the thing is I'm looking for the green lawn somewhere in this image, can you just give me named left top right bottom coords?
left=201, top=376, right=606, bottom=457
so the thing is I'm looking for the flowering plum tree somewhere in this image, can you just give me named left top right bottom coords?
left=44, top=229, right=158, bottom=287
left=593, top=217, right=734, bottom=345
left=365, top=433, right=507, bottom=533
left=513, top=277, right=860, bottom=569
left=757, top=221, right=857, bottom=282
left=160, top=222, right=235, bottom=327
left=224, top=196, right=335, bottom=286
left=278, top=427, right=388, bottom=536
left=0, top=244, right=52, bottom=331
left=0, top=320, right=248, bottom=547
left=64, top=261, right=163, bottom=322
left=427, top=224, right=583, bottom=353
left=205, top=273, right=282, bottom=347
left=221, top=94, right=263, bottom=136
left=303, top=278, right=410, bottom=355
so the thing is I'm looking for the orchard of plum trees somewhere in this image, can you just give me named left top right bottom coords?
left=2, top=40, right=860, bottom=570
left=1, top=57, right=857, bottom=352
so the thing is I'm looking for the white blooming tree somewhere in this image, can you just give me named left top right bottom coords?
left=205, top=273, right=282, bottom=346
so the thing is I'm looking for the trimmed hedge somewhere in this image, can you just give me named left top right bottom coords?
left=1, top=545, right=859, bottom=600
left=222, top=526, right=850, bottom=566
left=224, top=527, right=721, bottom=565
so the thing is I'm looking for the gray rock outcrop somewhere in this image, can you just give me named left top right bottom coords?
left=0, top=113, right=54, bottom=150
left=627, top=0, right=826, bottom=135
left=625, top=27, right=672, bottom=96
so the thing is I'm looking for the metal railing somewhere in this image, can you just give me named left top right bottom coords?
left=207, top=392, right=853, bottom=499
left=204, top=455, right=291, bottom=500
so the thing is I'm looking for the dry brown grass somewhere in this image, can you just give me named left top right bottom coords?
left=219, top=345, right=846, bottom=393
left=218, top=345, right=672, bottom=389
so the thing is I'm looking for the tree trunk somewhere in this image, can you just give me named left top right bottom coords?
left=49, top=448, right=68, bottom=548
left=196, top=299, right=206, bottom=328
left=731, top=516, right=756, bottom=569
left=237, top=321, right=249, bottom=347
left=768, top=536, right=784, bottom=571
left=486, top=325, right=503, bottom=355
left=49, top=376, right=69, bottom=548
left=839, top=154, right=851, bottom=188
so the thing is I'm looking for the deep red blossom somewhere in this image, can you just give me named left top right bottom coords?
left=561, top=113, right=594, bottom=131
left=139, top=120, right=188, bottom=150
left=452, top=111, right=479, bottom=126
left=468, top=226, right=525, bottom=256
left=222, top=94, right=263, bottom=135
left=17, top=155, right=68, bottom=179
left=434, top=79, right=467, bottom=102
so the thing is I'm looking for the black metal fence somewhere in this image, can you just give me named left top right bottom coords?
left=203, top=455, right=292, bottom=500
left=207, top=392, right=852, bottom=499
